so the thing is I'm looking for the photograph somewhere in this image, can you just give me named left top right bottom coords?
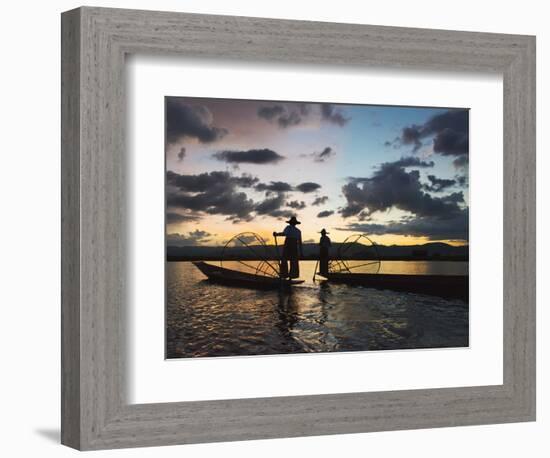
left=1, top=1, right=538, bottom=454
left=165, top=96, right=470, bottom=359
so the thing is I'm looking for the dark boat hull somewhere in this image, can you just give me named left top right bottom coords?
left=192, top=261, right=304, bottom=290
left=323, top=272, right=468, bottom=300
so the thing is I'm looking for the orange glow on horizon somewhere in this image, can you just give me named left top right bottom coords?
left=167, top=220, right=468, bottom=247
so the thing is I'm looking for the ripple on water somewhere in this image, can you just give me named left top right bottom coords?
left=166, top=262, right=469, bottom=358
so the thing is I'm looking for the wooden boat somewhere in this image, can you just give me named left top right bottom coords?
left=320, top=272, right=468, bottom=300
left=192, top=261, right=304, bottom=290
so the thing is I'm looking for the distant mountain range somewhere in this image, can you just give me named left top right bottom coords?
left=167, top=242, right=468, bottom=262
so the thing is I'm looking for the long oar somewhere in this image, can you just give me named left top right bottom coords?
left=273, top=234, right=282, bottom=278
left=312, top=259, right=319, bottom=282
left=273, top=234, right=280, bottom=258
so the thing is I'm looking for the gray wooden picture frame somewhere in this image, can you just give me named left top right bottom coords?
left=61, top=6, right=536, bottom=451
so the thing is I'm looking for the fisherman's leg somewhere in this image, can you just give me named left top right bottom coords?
left=319, top=248, right=328, bottom=276
left=280, top=252, right=289, bottom=278
left=289, top=257, right=299, bottom=278
left=319, top=258, right=327, bottom=276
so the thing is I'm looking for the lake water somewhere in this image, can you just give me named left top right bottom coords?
left=166, top=260, right=469, bottom=358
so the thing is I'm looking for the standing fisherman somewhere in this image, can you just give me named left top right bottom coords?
left=273, top=216, right=303, bottom=279
left=318, top=228, right=332, bottom=276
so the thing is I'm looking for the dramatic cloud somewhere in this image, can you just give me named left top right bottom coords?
left=257, top=104, right=285, bottom=120
left=287, top=200, right=306, bottom=210
left=340, top=158, right=465, bottom=223
left=311, top=196, right=329, bottom=206
left=257, top=103, right=349, bottom=128
left=453, top=155, right=469, bottom=169
left=254, top=192, right=305, bottom=219
left=166, top=100, right=228, bottom=144
left=166, top=230, right=214, bottom=246
left=423, top=175, right=456, bottom=192
left=338, top=209, right=469, bottom=242
left=269, top=210, right=295, bottom=219
left=392, top=156, right=435, bottom=168
left=456, top=175, right=468, bottom=187
left=317, top=210, right=334, bottom=218
left=167, top=170, right=258, bottom=192
left=257, top=103, right=311, bottom=128
left=177, top=147, right=186, bottom=161
left=296, top=182, right=321, bottom=193
left=254, top=193, right=287, bottom=217
left=312, top=146, right=336, bottom=163
left=166, top=212, right=200, bottom=224
left=440, top=192, right=465, bottom=204
left=167, top=191, right=255, bottom=221
left=166, top=171, right=258, bottom=220
left=255, top=181, right=293, bottom=193
left=433, top=128, right=468, bottom=156
left=166, top=171, right=328, bottom=222
left=254, top=181, right=322, bottom=196
left=395, top=109, right=469, bottom=166
left=320, top=104, right=350, bottom=126
left=213, top=148, right=285, bottom=164
left=429, top=111, right=469, bottom=155
left=400, top=126, right=423, bottom=151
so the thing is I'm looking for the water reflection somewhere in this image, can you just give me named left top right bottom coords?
left=166, top=261, right=469, bottom=358
left=275, top=290, right=298, bottom=342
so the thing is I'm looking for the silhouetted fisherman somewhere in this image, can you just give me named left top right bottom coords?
left=318, top=228, right=332, bottom=276
left=273, top=216, right=303, bottom=279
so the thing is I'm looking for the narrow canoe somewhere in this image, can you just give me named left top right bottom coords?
left=192, top=261, right=304, bottom=290
left=321, top=272, right=468, bottom=300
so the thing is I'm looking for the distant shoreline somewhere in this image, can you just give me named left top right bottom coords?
left=166, top=242, right=469, bottom=264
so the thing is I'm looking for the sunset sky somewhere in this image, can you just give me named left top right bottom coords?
left=165, top=97, right=469, bottom=247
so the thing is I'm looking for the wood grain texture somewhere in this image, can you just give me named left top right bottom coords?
left=61, top=6, right=536, bottom=450
left=60, top=7, right=81, bottom=449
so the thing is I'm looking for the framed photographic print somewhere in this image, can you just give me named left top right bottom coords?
left=164, top=96, right=470, bottom=359
left=61, top=6, right=536, bottom=450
